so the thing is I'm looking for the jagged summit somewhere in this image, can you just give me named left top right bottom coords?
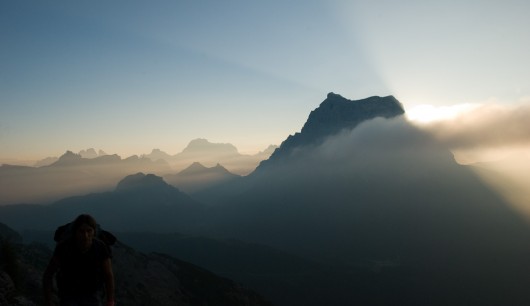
left=51, top=151, right=83, bottom=166
left=301, top=93, right=404, bottom=136
left=256, top=93, right=405, bottom=170
left=181, top=139, right=239, bottom=155
left=79, top=148, right=98, bottom=158
left=78, top=148, right=107, bottom=158
left=51, top=151, right=123, bottom=167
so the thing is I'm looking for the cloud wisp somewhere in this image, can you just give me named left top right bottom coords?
left=415, top=102, right=530, bottom=151
left=407, top=101, right=530, bottom=219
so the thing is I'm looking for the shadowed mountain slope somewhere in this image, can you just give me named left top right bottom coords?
left=164, top=162, right=242, bottom=194
left=198, top=93, right=530, bottom=305
left=0, top=151, right=171, bottom=205
left=0, top=173, right=204, bottom=233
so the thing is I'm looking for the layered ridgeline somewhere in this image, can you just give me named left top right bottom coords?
left=143, top=139, right=277, bottom=175
left=0, top=173, right=204, bottom=233
left=0, top=140, right=275, bottom=206
left=2, top=93, right=530, bottom=305
left=0, top=152, right=171, bottom=205
left=199, top=93, right=530, bottom=305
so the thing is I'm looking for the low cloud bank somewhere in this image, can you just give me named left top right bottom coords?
left=417, top=102, right=530, bottom=150
left=406, top=101, right=530, bottom=218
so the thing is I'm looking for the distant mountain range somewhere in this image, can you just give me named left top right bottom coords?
left=33, top=148, right=108, bottom=167
left=143, top=139, right=277, bottom=175
left=2, top=92, right=530, bottom=305
left=0, top=172, right=204, bottom=233
left=30, top=141, right=277, bottom=174
left=0, top=141, right=276, bottom=205
left=0, top=151, right=171, bottom=205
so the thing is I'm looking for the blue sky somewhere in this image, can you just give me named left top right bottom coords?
left=1, top=0, right=530, bottom=160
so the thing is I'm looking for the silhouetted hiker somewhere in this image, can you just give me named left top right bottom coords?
left=43, top=214, right=115, bottom=306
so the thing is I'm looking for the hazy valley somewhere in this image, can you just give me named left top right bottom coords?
left=2, top=93, right=530, bottom=305
left=0, top=139, right=275, bottom=206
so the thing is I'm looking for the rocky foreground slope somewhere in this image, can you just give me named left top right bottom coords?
left=0, top=223, right=271, bottom=306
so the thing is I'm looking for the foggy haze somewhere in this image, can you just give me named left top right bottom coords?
left=420, top=101, right=530, bottom=151
left=3, top=1, right=530, bottom=304
left=2, top=108, right=530, bottom=305
left=0, top=140, right=274, bottom=206
left=412, top=102, right=530, bottom=219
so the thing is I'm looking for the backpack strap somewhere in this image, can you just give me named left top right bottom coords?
left=54, top=222, right=115, bottom=245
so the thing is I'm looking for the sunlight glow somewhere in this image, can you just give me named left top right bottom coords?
left=470, top=150, right=530, bottom=220
left=406, top=103, right=480, bottom=123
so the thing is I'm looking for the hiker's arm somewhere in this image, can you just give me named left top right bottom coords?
left=43, top=256, right=59, bottom=306
left=103, top=257, right=115, bottom=306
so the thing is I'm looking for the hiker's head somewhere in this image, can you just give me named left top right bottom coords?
left=72, top=214, right=97, bottom=251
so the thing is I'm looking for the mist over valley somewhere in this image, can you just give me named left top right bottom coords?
left=2, top=93, right=530, bottom=305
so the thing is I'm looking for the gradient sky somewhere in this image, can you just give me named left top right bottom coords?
left=1, top=0, right=530, bottom=161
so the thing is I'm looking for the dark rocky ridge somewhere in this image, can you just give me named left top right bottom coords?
left=0, top=223, right=272, bottom=306
left=199, top=93, right=530, bottom=305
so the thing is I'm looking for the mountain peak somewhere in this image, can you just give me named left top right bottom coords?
left=256, top=93, right=405, bottom=171
left=115, top=173, right=171, bottom=192
left=301, top=93, right=404, bottom=135
left=211, top=163, right=232, bottom=175
left=78, top=148, right=107, bottom=158
left=143, top=148, right=172, bottom=159
left=51, top=151, right=83, bottom=166
left=180, top=162, right=208, bottom=175
left=179, top=162, right=232, bottom=176
left=79, top=148, right=98, bottom=158
left=182, top=139, right=238, bottom=155
left=300, top=92, right=404, bottom=140
left=325, top=92, right=346, bottom=100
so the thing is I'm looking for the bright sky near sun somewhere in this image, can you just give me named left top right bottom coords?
left=1, top=0, right=530, bottom=161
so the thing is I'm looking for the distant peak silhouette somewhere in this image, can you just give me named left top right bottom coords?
left=180, top=162, right=208, bottom=174
left=182, top=139, right=239, bottom=155
left=115, top=172, right=170, bottom=192
left=179, top=162, right=232, bottom=176
left=51, top=151, right=83, bottom=166
left=78, top=148, right=98, bottom=158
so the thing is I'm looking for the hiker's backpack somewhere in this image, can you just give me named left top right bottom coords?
left=54, top=222, right=117, bottom=247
